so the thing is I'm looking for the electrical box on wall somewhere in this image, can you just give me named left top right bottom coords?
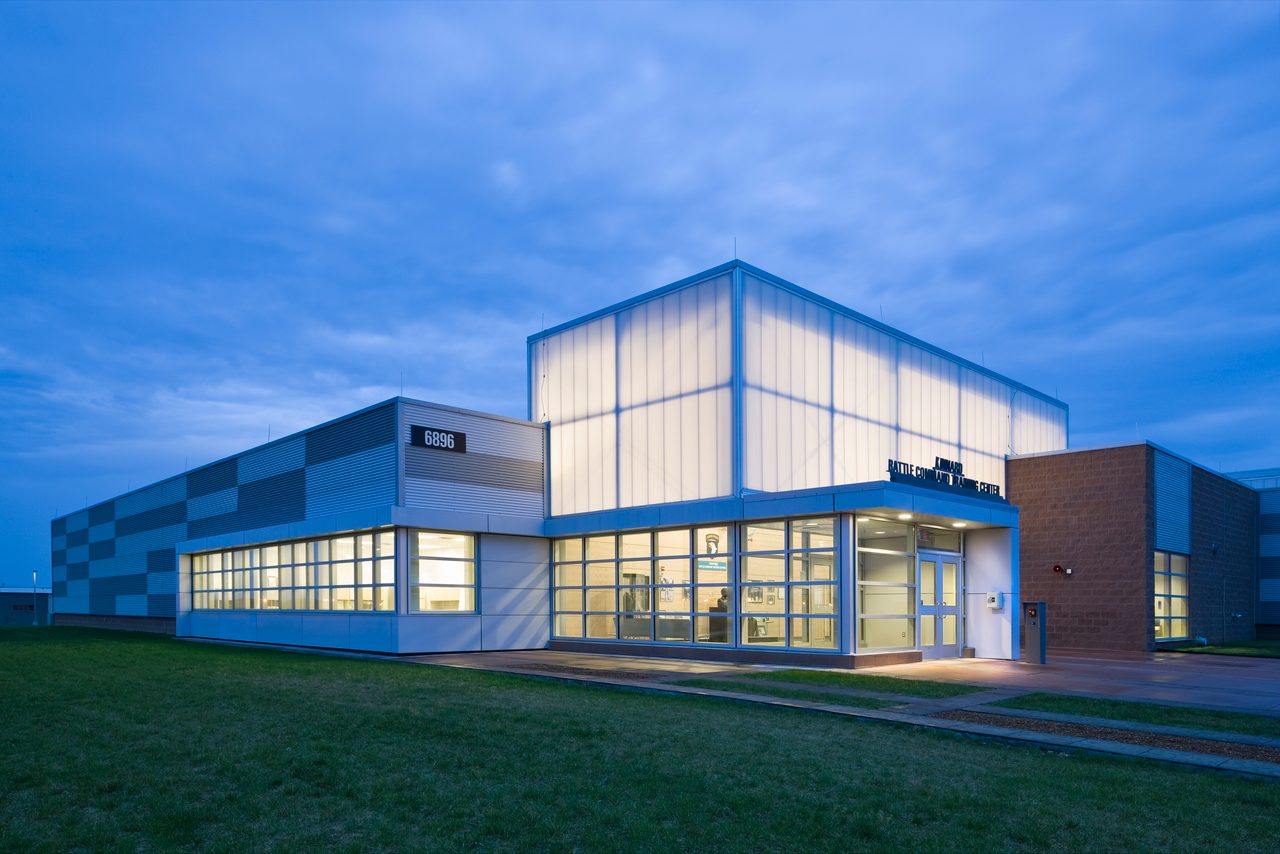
left=985, top=591, right=1005, bottom=610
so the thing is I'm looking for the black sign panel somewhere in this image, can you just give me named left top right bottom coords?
left=410, top=425, right=467, bottom=453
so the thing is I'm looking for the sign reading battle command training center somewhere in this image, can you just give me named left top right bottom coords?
left=887, top=457, right=1003, bottom=500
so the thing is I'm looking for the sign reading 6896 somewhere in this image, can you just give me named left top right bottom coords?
left=410, top=425, right=467, bottom=454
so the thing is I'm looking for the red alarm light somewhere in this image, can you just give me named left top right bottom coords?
left=1052, top=564, right=1064, bottom=574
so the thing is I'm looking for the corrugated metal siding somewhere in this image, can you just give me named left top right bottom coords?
left=115, top=478, right=186, bottom=517
left=51, top=402, right=400, bottom=621
left=400, top=401, right=546, bottom=518
left=187, top=458, right=237, bottom=499
left=238, top=436, right=305, bottom=484
left=1154, top=450, right=1192, bottom=554
left=306, top=403, right=396, bottom=466
left=404, top=477, right=544, bottom=518
left=1259, top=490, right=1280, bottom=514
left=305, top=442, right=397, bottom=517
left=1260, top=579, right=1280, bottom=601
left=187, top=486, right=237, bottom=520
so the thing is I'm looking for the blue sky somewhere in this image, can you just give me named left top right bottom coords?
left=2, top=1, right=1278, bottom=587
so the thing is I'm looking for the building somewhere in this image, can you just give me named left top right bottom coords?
left=1, top=587, right=51, bottom=626
left=1228, top=468, right=1280, bottom=639
left=1008, top=445, right=1257, bottom=653
left=50, top=261, right=1071, bottom=665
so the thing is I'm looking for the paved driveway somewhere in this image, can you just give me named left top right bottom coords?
left=867, top=653, right=1280, bottom=714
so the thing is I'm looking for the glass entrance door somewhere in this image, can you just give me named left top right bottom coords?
left=918, top=552, right=962, bottom=659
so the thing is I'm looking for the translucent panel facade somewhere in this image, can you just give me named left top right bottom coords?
left=742, top=272, right=1066, bottom=495
left=531, top=274, right=733, bottom=516
left=532, top=263, right=1067, bottom=516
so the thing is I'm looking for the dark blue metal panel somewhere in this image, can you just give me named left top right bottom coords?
left=305, top=402, right=396, bottom=466
left=187, top=458, right=238, bottom=499
left=148, top=594, right=175, bottom=617
left=66, top=528, right=89, bottom=548
left=1262, top=556, right=1280, bottom=579
left=115, top=501, right=188, bottom=537
left=1261, top=514, right=1280, bottom=536
left=66, top=561, right=89, bottom=581
left=237, top=467, right=306, bottom=527
left=91, top=574, right=147, bottom=596
left=88, top=502, right=115, bottom=526
left=89, top=540, right=115, bottom=561
left=53, top=580, right=66, bottom=598
left=147, top=547, right=176, bottom=573
left=52, top=549, right=66, bottom=567
left=51, top=517, right=66, bottom=537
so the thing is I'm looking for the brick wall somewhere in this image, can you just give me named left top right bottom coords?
left=1007, top=446, right=1153, bottom=653
left=1189, top=468, right=1257, bottom=644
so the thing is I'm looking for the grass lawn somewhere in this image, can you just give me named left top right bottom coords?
left=670, top=678, right=896, bottom=709
left=1169, top=640, right=1280, bottom=659
left=994, top=692, right=1280, bottom=740
left=744, top=667, right=982, bottom=698
left=4, top=628, right=1280, bottom=852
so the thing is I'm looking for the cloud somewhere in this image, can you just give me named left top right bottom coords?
left=0, top=1, right=1278, bottom=583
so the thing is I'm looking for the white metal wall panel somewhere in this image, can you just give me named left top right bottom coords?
left=1154, top=450, right=1192, bottom=554
left=401, top=401, right=546, bottom=518
left=532, top=274, right=731, bottom=515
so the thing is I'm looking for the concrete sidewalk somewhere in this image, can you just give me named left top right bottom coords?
left=863, top=652, right=1280, bottom=714
left=404, top=648, right=1280, bottom=780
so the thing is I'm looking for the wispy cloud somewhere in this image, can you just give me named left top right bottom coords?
left=1, top=1, right=1277, bottom=583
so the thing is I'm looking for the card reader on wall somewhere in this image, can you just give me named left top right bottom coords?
left=985, top=591, right=1005, bottom=610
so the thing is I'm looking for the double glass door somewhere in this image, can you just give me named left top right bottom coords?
left=919, top=552, right=962, bottom=659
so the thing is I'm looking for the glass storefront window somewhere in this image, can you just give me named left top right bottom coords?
left=410, top=530, right=478, bottom=613
left=857, top=518, right=914, bottom=553
left=790, top=518, right=835, bottom=550
left=1153, top=550, right=1190, bottom=641
left=550, top=516, right=836, bottom=650
left=857, top=517, right=917, bottom=651
left=190, top=528, right=396, bottom=614
left=696, top=526, right=729, bottom=556
left=742, top=521, right=786, bottom=553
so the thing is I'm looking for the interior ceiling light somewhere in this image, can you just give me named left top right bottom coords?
left=897, top=513, right=913, bottom=520
left=952, top=522, right=967, bottom=528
